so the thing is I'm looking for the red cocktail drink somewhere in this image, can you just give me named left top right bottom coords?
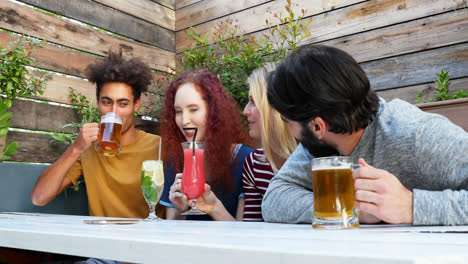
left=182, top=148, right=205, bottom=199
left=180, top=141, right=207, bottom=215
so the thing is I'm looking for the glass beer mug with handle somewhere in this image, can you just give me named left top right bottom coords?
left=312, top=156, right=360, bottom=229
left=96, top=112, right=122, bottom=156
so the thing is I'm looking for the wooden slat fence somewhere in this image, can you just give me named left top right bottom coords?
left=0, top=0, right=175, bottom=163
left=1, top=0, right=467, bottom=163
left=175, top=0, right=202, bottom=10
left=94, top=0, right=175, bottom=31
left=175, top=0, right=468, bottom=103
left=19, top=0, right=175, bottom=51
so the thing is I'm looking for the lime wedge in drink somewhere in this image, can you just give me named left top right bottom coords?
left=142, top=160, right=164, bottom=187
left=141, top=160, right=164, bottom=204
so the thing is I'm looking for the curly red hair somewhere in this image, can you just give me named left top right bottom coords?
left=161, top=69, right=251, bottom=193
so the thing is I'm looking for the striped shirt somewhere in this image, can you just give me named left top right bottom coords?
left=242, top=149, right=275, bottom=222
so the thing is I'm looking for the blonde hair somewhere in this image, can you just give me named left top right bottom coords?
left=247, top=63, right=297, bottom=173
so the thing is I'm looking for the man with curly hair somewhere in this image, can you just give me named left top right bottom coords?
left=31, top=50, right=161, bottom=219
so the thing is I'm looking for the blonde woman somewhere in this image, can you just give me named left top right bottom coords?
left=242, top=63, right=297, bottom=221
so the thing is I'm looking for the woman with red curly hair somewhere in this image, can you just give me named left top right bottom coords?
left=159, top=69, right=253, bottom=221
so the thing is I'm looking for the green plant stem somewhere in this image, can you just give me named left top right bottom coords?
left=1, top=34, right=48, bottom=160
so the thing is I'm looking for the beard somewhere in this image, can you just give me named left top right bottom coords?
left=300, top=122, right=339, bottom=157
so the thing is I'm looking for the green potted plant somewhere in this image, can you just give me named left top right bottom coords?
left=415, top=70, right=468, bottom=131
left=0, top=34, right=47, bottom=160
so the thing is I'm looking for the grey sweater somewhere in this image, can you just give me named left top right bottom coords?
left=262, top=99, right=468, bottom=225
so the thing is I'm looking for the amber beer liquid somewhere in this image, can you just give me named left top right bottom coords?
left=95, top=112, right=122, bottom=156
left=311, top=156, right=359, bottom=229
left=313, top=168, right=355, bottom=218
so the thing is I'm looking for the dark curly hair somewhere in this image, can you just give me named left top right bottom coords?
left=85, top=49, right=153, bottom=102
left=161, top=69, right=251, bottom=193
left=267, top=44, right=379, bottom=134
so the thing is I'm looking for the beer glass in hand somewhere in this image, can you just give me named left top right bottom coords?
left=96, top=112, right=122, bottom=156
left=312, top=156, right=360, bottom=229
left=181, top=141, right=207, bottom=215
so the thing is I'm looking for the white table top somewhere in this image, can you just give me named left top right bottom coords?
left=1, top=212, right=468, bottom=264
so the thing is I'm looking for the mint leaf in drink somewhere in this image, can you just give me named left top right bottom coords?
left=141, top=175, right=157, bottom=203
left=142, top=184, right=157, bottom=203
left=142, top=175, right=152, bottom=187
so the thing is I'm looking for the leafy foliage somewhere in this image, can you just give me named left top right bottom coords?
left=50, top=88, right=100, bottom=145
left=0, top=34, right=47, bottom=107
left=0, top=99, right=18, bottom=160
left=70, top=87, right=100, bottom=124
left=415, top=70, right=468, bottom=103
left=0, top=34, right=48, bottom=160
left=139, top=71, right=173, bottom=119
left=141, top=171, right=157, bottom=203
left=179, top=0, right=311, bottom=109
left=451, top=89, right=468, bottom=99
left=48, top=0, right=312, bottom=129
left=147, top=0, right=312, bottom=117
left=434, top=70, right=451, bottom=101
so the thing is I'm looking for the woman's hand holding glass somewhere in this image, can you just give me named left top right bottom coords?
left=169, top=173, right=190, bottom=212
left=195, top=184, right=239, bottom=221
left=169, top=173, right=220, bottom=215
left=191, top=184, right=221, bottom=215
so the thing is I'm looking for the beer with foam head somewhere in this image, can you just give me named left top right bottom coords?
left=312, top=156, right=359, bottom=229
left=96, top=112, right=122, bottom=156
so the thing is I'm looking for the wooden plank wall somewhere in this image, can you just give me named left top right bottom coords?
left=175, top=0, right=468, bottom=104
left=0, top=0, right=175, bottom=163
left=2, top=0, right=467, bottom=163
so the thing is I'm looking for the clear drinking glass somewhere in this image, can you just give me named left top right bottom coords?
left=96, top=112, right=122, bottom=156
left=312, top=156, right=360, bottom=229
left=181, top=142, right=207, bottom=215
left=141, top=160, right=164, bottom=221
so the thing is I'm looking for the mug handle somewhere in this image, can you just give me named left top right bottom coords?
left=351, top=163, right=361, bottom=216
left=351, top=164, right=361, bottom=171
